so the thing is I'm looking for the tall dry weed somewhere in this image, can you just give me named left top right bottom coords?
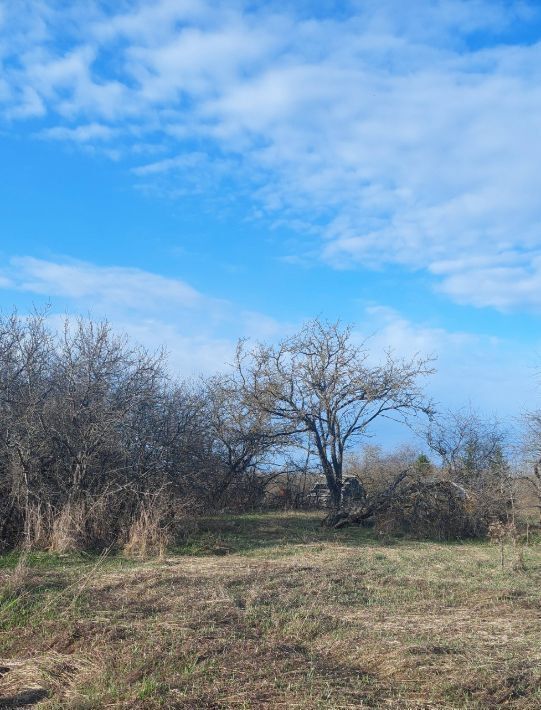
left=123, top=503, right=172, bottom=559
left=22, top=504, right=52, bottom=550
left=48, top=503, right=88, bottom=553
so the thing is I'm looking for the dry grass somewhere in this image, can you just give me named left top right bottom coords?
left=1, top=512, right=541, bottom=708
left=123, top=506, right=172, bottom=560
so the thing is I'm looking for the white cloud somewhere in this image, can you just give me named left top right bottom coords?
left=6, top=85, right=45, bottom=118
left=357, top=305, right=537, bottom=419
left=361, top=305, right=475, bottom=357
left=6, top=256, right=204, bottom=311
left=430, top=253, right=541, bottom=310
left=0, top=253, right=537, bottom=424
left=2, top=1, right=541, bottom=310
left=0, top=256, right=294, bottom=375
left=113, top=318, right=236, bottom=376
left=39, top=123, right=116, bottom=142
left=132, top=152, right=207, bottom=176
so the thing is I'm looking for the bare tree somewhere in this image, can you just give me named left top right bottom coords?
left=202, top=374, right=287, bottom=507
left=235, top=319, right=434, bottom=509
left=426, top=409, right=510, bottom=490
left=426, top=408, right=514, bottom=531
left=0, top=309, right=54, bottom=545
left=44, top=318, right=166, bottom=502
left=521, top=410, right=541, bottom=522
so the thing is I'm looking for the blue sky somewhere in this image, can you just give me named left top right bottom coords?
left=1, top=0, right=541, bottom=444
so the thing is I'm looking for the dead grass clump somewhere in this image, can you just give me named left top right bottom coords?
left=1, top=553, right=31, bottom=598
left=49, top=502, right=88, bottom=554
left=21, top=503, right=52, bottom=550
left=21, top=496, right=158, bottom=553
left=0, top=651, right=94, bottom=707
left=21, top=502, right=92, bottom=553
left=123, top=505, right=172, bottom=559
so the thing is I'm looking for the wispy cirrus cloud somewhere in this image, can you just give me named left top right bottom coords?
left=2, top=1, right=541, bottom=310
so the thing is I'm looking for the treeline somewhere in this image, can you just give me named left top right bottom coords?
left=0, top=310, right=538, bottom=553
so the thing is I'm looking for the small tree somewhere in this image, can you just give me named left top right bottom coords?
left=236, top=319, right=434, bottom=509
left=426, top=409, right=511, bottom=490
left=203, top=374, right=286, bottom=506
left=426, top=409, right=514, bottom=532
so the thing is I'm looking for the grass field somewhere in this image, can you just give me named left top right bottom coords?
left=1, top=512, right=541, bottom=708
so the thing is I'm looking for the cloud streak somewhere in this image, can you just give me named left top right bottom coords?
left=6, top=256, right=204, bottom=310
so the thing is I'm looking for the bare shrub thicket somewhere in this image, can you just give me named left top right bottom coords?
left=0, top=310, right=282, bottom=552
left=332, top=411, right=516, bottom=539
left=339, top=447, right=459, bottom=537
left=425, top=409, right=514, bottom=535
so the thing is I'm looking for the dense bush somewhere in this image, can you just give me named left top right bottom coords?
left=0, top=311, right=281, bottom=551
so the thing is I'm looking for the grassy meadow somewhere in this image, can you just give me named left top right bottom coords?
left=1, top=512, right=541, bottom=708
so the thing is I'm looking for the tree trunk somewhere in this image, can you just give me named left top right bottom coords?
left=320, top=457, right=342, bottom=509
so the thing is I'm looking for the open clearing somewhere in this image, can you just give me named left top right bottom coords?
left=1, top=512, right=541, bottom=708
